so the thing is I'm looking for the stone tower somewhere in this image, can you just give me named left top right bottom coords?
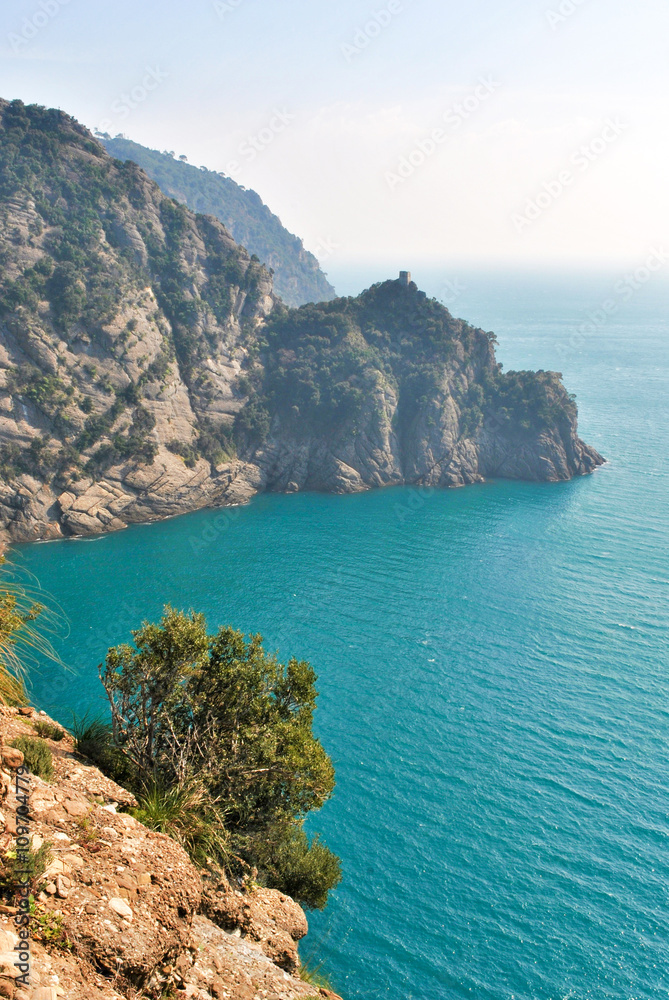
left=399, top=270, right=412, bottom=286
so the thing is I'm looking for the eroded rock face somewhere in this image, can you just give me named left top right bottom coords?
left=0, top=707, right=343, bottom=1000
left=244, top=337, right=603, bottom=497
left=184, top=915, right=319, bottom=1000
left=0, top=721, right=200, bottom=988
left=202, top=875, right=308, bottom=973
left=0, top=99, right=275, bottom=548
left=58, top=814, right=202, bottom=982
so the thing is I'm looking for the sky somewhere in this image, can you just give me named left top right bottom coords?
left=1, top=0, right=668, bottom=275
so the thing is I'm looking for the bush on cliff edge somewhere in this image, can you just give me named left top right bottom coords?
left=95, top=606, right=341, bottom=909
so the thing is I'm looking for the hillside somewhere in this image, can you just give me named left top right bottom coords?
left=0, top=99, right=603, bottom=546
left=0, top=704, right=342, bottom=999
left=102, top=137, right=336, bottom=308
left=0, top=98, right=276, bottom=543
left=239, top=279, right=603, bottom=494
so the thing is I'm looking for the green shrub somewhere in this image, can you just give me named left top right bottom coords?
left=247, top=822, right=342, bottom=910
left=33, top=720, right=65, bottom=741
left=167, top=439, right=199, bottom=469
left=29, top=896, right=72, bottom=950
left=72, top=714, right=110, bottom=757
left=299, top=956, right=336, bottom=994
left=10, top=736, right=54, bottom=781
left=72, top=814, right=98, bottom=848
left=71, top=715, right=135, bottom=786
left=300, top=967, right=332, bottom=989
left=0, top=566, right=65, bottom=707
left=131, top=782, right=230, bottom=866
left=0, top=840, right=52, bottom=897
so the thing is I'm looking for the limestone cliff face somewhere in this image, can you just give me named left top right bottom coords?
left=246, top=384, right=602, bottom=496
left=0, top=99, right=274, bottom=545
left=0, top=100, right=603, bottom=547
left=0, top=706, right=342, bottom=1000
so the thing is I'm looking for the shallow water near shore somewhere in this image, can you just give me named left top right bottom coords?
left=12, top=270, right=669, bottom=999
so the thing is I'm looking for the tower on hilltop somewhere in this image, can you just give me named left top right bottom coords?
left=399, top=270, right=412, bottom=286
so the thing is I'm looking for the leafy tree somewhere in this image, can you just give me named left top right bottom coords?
left=245, top=820, right=343, bottom=910
left=99, top=607, right=340, bottom=907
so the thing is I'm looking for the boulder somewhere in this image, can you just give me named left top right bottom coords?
left=202, top=874, right=307, bottom=973
left=0, top=748, right=24, bottom=770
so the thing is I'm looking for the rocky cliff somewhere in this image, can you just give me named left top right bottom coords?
left=0, top=706, right=342, bottom=1000
left=238, top=280, right=603, bottom=495
left=0, top=99, right=604, bottom=547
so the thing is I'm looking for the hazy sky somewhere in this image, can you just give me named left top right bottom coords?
left=1, top=0, right=667, bottom=272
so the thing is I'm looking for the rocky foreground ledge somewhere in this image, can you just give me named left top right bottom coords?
left=0, top=707, right=342, bottom=1000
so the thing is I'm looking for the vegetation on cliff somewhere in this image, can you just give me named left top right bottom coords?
left=0, top=562, right=64, bottom=705
left=0, top=97, right=271, bottom=486
left=102, top=136, right=336, bottom=308
left=238, top=277, right=577, bottom=446
left=0, top=698, right=340, bottom=997
left=85, top=607, right=341, bottom=910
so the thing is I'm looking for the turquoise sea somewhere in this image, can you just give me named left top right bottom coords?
left=11, top=269, right=669, bottom=1000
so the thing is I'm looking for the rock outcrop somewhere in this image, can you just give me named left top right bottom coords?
left=243, top=289, right=603, bottom=495
left=0, top=99, right=604, bottom=548
left=202, top=877, right=308, bottom=975
left=0, top=707, right=341, bottom=1000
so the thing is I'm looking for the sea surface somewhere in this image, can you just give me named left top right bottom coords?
left=11, top=269, right=669, bottom=1000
